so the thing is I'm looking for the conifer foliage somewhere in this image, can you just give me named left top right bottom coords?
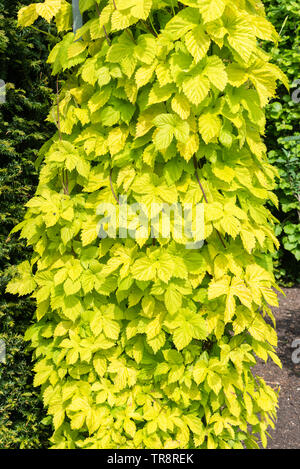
left=0, top=0, right=54, bottom=448
left=8, top=0, right=287, bottom=448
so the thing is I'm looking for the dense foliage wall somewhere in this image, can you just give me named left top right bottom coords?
left=7, top=0, right=288, bottom=449
left=0, top=0, right=54, bottom=448
left=265, top=0, right=300, bottom=284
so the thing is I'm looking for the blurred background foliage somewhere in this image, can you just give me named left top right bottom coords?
left=0, top=0, right=299, bottom=450
left=0, top=0, right=55, bottom=448
left=264, top=0, right=300, bottom=284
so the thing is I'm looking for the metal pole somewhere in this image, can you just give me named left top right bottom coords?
left=72, top=0, right=83, bottom=34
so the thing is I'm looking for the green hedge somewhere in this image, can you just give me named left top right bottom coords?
left=0, top=0, right=55, bottom=448
left=265, top=0, right=300, bottom=285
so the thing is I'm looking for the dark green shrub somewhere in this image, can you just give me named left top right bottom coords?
left=0, top=0, right=55, bottom=448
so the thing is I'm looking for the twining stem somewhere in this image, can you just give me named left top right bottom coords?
left=110, top=169, right=120, bottom=205
left=56, top=78, right=69, bottom=195
left=142, top=20, right=157, bottom=37
left=30, top=25, right=56, bottom=40
left=148, top=14, right=158, bottom=37
left=193, top=155, right=208, bottom=203
left=95, top=2, right=101, bottom=17
left=95, top=2, right=111, bottom=45
left=56, top=78, right=62, bottom=142
left=103, top=25, right=112, bottom=45
left=215, top=229, right=227, bottom=249
left=193, top=155, right=226, bottom=249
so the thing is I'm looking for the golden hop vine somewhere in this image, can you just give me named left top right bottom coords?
left=7, top=0, right=288, bottom=449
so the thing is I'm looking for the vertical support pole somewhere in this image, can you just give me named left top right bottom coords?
left=72, top=0, right=83, bottom=34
